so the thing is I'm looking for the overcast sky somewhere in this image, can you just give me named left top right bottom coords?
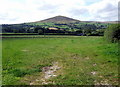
left=0, top=0, right=119, bottom=24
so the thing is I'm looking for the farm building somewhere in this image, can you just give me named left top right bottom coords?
left=48, top=27, right=58, bottom=30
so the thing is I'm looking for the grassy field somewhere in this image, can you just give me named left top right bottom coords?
left=1, top=35, right=78, bottom=38
left=2, top=36, right=118, bottom=85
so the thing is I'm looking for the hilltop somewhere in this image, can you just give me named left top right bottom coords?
left=35, top=15, right=80, bottom=23
left=32, top=15, right=118, bottom=24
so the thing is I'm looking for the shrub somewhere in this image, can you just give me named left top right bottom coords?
left=38, top=29, right=43, bottom=35
left=104, top=23, right=120, bottom=43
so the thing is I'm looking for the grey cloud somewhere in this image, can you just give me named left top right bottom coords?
left=94, top=10, right=118, bottom=21
left=69, top=8, right=88, bottom=16
left=93, top=3, right=118, bottom=21
left=97, top=3, right=117, bottom=13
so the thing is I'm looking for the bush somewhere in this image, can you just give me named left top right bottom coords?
left=38, top=29, right=43, bottom=35
left=104, top=24, right=120, bottom=43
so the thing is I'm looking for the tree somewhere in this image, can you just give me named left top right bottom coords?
left=38, top=29, right=43, bottom=35
left=13, top=29, right=19, bottom=33
left=75, top=30, right=83, bottom=35
left=97, top=29, right=105, bottom=36
left=84, top=29, right=92, bottom=36
left=104, top=24, right=120, bottom=43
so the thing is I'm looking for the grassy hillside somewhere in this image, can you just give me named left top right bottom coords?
left=2, top=36, right=118, bottom=85
left=34, top=16, right=80, bottom=23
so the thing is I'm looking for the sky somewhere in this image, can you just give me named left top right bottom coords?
left=0, top=0, right=119, bottom=24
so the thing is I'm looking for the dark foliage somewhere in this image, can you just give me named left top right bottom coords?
left=2, top=22, right=108, bottom=36
left=104, top=23, right=120, bottom=43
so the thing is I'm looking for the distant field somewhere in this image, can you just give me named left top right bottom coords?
left=2, top=36, right=118, bottom=85
left=1, top=35, right=82, bottom=38
left=1, top=33, right=80, bottom=37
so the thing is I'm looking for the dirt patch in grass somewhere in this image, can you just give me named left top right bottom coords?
left=21, top=49, right=29, bottom=52
left=94, top=79, right=111, bottom=85
left=42, top=62, right=60, bottom=79
left=28, top=62, right=61, bottom=85
left=85, top=56, right=90, bottom=60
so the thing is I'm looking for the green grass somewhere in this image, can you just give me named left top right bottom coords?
left=2, top=36, right=118, bottom=85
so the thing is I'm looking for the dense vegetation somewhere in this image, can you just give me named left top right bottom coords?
left=2, top=37, right=118, bottom=85
left=104, top=24, right=120, bottom=43
left=2, top=22, right=108, bottom=36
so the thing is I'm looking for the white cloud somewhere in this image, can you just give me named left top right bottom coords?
left=0, top=0, right=119, bottom=24
left=88, top=0, right=119, bottom=21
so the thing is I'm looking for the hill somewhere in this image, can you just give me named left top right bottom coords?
left=32, top=15, right=118, bottom=24
left=2, top=15, right=118, bottom=36
left=35, top=15, right=80, bottom=23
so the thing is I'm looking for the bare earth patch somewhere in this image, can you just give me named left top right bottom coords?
left=29, top=62, right=61, bottom=85
left=94, top=79, right=111, bottom=85
left=85, top=56, right=90, bottom=60
left=21, top=49, right=29, bottom=52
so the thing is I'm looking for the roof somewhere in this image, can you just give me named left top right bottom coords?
left=48, top=27, right=58, bottom=30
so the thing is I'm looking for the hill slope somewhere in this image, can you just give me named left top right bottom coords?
left=35, top=16, right=80, bottom=23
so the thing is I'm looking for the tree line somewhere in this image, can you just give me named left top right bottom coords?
left=2, top=22, right=108, bottom=36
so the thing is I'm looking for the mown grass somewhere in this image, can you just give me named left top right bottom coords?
left=2, top=36, right=118, bottom=85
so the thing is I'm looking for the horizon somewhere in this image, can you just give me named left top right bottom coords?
left=1, top=15, right=118, bottom=25
left=0, top=0, right=119, bottom=24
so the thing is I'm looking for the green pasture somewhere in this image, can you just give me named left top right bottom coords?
left=2, top=36, right=118, bottom=85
